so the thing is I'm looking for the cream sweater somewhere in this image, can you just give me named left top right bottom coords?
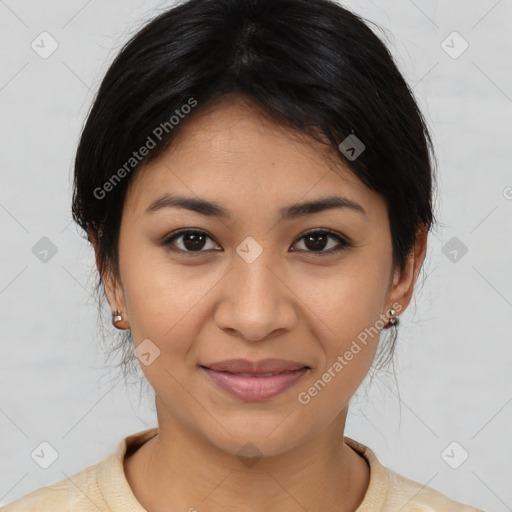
left=2, top=427, right=484, bottom=511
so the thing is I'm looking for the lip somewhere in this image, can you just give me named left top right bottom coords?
left=201, top=358, right=309, bottom=374
left=200, top=359, right=310, bottom=401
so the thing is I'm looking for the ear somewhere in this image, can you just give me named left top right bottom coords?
left=386, top=223, right=428, bottom=317
left=88, top=227, right=129, bottom=329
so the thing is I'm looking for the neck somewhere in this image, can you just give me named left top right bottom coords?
left=124, top=402, right=370, bottom=512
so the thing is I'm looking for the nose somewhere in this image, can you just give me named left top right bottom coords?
left=214, top=249, right=298, bottom=342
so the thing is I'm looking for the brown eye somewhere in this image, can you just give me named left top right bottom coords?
left=162, top=229, right=220, bottom=254
left=291, top=229, right=351, bottom=255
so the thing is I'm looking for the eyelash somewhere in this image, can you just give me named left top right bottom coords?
left=161, top=228, right=352, bottom=257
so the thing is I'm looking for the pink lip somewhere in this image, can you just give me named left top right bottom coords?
left=201, top=366, right=309, bottom=401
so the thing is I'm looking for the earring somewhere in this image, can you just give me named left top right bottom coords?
left=112, top=309, right=123, bottom=326
left=387, top=308, right=397, bottom=327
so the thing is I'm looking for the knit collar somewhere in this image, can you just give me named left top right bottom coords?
left=97, top=427, right=389, bottom=511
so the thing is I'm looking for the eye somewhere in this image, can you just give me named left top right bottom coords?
left=162, top=229, right=221, bottom=255
left=291, top=229, right=352, bottom=255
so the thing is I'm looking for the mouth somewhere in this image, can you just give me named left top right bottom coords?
left=200, top=358, right=310, bottom=374
left=199, top=364, right=310, bottom=401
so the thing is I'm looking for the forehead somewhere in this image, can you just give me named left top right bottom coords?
left=124, top=96, right=384, bottom=220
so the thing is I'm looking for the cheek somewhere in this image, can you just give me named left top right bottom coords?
left=118, top=234, right=211, bottom=336
left=295, top=272, right=390, bottom=422
left=118, top=251, right=209, bottom=394
left=300, top=253, right=391, bottom=386
left=300, top=254, right=391, bottom=339
left=117, top=243, right=231, bottom=397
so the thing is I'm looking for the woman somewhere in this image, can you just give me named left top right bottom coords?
left=3, top=0, right=485, bottom=510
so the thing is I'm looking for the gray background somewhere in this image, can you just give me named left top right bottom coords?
left=0, top=0, right=511, bottom=510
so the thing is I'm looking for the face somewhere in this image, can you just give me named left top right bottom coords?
left=100, top=96, right=424, bottom=458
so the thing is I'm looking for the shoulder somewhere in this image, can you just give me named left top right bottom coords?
left=2, top=427, right=158, bottom=512
left=1, top=462, right=103, bottom=511
left=383, top=467, right=485, bottom=512
left=343, top=436, right=485, bottom=512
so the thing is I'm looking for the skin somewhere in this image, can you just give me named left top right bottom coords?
left=91, top=95, right=427, bottom=511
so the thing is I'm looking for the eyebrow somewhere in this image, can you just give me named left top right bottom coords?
left=144, top=193, right=366, bottom=220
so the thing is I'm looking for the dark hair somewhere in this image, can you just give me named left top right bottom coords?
left=72, top=0, right=437, bottom=386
